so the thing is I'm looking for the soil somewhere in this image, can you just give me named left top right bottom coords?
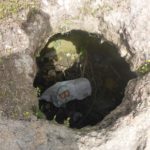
left=33, top=30, right=136, bottom=129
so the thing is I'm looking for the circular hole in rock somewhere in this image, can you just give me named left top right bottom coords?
left=33, top=30, right=136, bottom=129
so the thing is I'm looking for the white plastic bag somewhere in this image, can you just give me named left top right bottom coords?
left=39, top=78, right=92, bottom=107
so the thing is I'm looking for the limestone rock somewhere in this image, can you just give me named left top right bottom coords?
left=0, top=73, right=149, bottom=150
left=78, top=72, right=150, bottom=150
left=0, top=8, right=51, bottom=118
left=0, top=119, right=78, bottom=150
left=0, top=0, right=150, bottom=150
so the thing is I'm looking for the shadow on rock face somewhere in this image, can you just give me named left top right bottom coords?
left=0, top=8, right=52, bottom=119
left=21, top=8, right=52, bottom=55
left=33, top=30, right=137, bottom=129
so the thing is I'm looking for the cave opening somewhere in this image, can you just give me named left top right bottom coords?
left=33, top=30, right=136, bottom=129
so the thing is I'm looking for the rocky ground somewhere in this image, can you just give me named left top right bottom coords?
left=0, top=0, right=150, bottom=150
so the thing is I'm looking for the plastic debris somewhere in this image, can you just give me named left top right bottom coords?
left=39, top=78, right=92, bottom=107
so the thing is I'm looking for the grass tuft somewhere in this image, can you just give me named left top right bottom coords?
left=0, top=0, right=39, bottom=20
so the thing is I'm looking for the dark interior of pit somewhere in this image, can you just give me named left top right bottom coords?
left=33, top=30, right=136, bottom=129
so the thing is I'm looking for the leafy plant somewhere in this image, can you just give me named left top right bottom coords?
left=35, top=110, right=45, bottom=119
left=32, top=105, right=45, bottom=119
left=138, top=60, right=150, bottom=75
left=23, top=111, right=30, bottom=118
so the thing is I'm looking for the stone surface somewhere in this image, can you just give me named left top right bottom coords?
left=41, top=0, right=150, bottom=70
left=78, top=72, right=150, bottom=150
left=0, top=0, right=150, bottom=149
left=0, top=119, right=78, bottom=150
left=0, top=73, right=149, bottom=150
left=0, top=8, right=51, bottom=118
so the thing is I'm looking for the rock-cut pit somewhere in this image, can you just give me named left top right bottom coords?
left=33, top=30, right=136, bottom=129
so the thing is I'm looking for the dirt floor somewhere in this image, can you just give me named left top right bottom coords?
left=33, top=30, right=136, bottom=128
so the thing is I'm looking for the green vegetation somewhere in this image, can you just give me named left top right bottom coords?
left=35, top=110, right=45, bottom=119
left=48, top=39, right=79, bottom=63
left=32, top=105, right=45, bottom=119
left=34, top=85, right=43, bottom=119
left=0, top=0, right=38, bottom=20
left=138, top=60, right=150, bottom=75
left=79, top=47, right=86, bottom=57
left=23, top=111, right=30, bottom=118
left=35, top=87, right=41, bottom=97
left=48, top=39, right=77, bottom=54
